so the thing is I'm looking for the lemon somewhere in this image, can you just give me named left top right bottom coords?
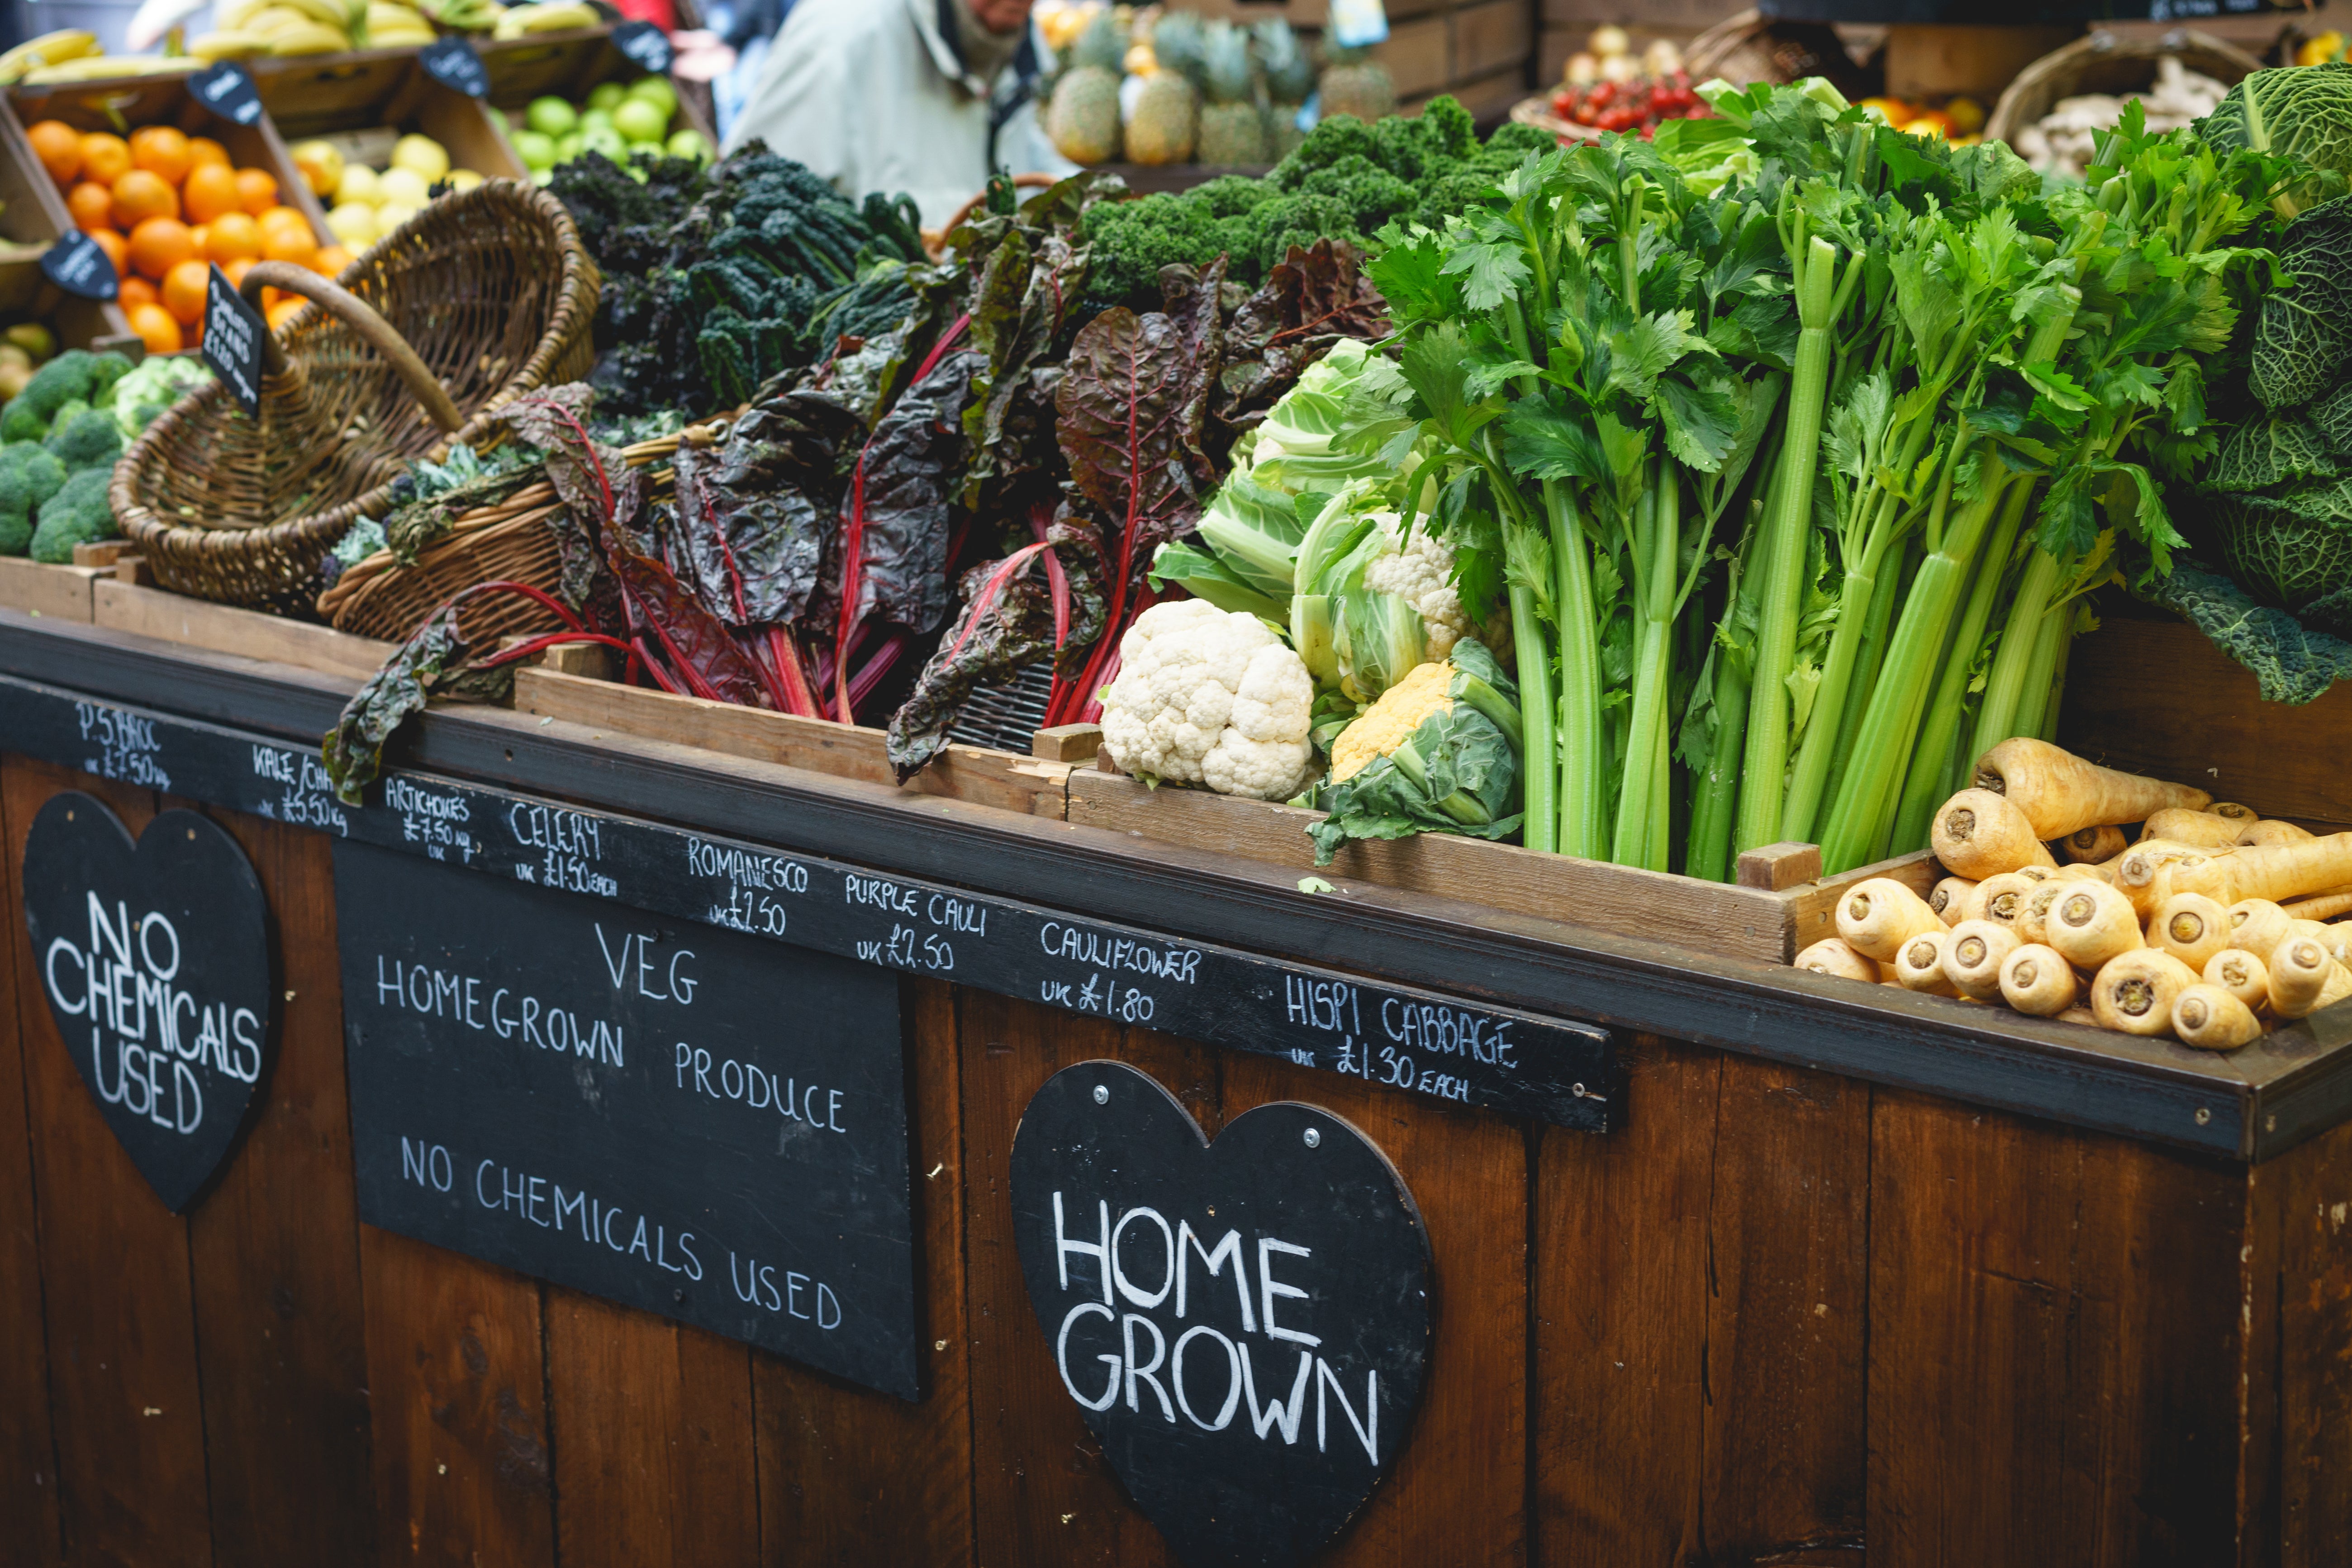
left=326, top=201, right=380, bottom=247
left=390, top=133, right=450, bottom=182
left=374, top=200, right=420, bottom=233
left=335, top=163, right=381, bottom=205
left=377, top=166, right=432, bottom=207
left=447, top=168, right=484, bottom=192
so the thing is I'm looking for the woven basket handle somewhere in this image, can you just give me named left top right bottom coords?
left=241, top=261, right=465, bottom=434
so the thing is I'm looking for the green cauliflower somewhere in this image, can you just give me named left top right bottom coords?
left=0, top=442, right=68, bottom=555
left=44, top=405, right=122, bottom=473
left=110, top=354, right=214, bottom=441
left=29, top=467, right=116, bottom=563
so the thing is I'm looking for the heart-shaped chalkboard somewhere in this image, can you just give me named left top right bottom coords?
left=20, top=793, right=274, bottom=1212
left=1011, top=1061, right=1430, bottom=1568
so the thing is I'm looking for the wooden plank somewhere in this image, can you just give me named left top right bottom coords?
left=1868, top=1088, right=2249, bottom=1566
left=1379, top=18, right=1454, bottom=100
left=545, top=1294, right=758, bottom=1568
left=1532, top=1036, right=1718, bottom=1564
left=1737, top=841, right=1824, bottom=891
left=2058, top=615, right=2352, bottom=831
left=960, top=993, right=1219, bottom=1567
left=514, top=668, right=1076, bottom=820
left=1415, top=67, right=1530, bottom=123
left=358, top=1228, right=556, bottom=1568
left=0, top=559, right=103, bottom=623
left=182, top=807, right=377, bottom=1565
left=1450, top=0, right=1534, bottom=82
left=0, top=756, right=63, bottom=1568
left=1215, top=1049, right=1528, bottom=1566
left=1, top=760, right=213, bottom=1568
left=2271, top=1114, right=2352, bottom=1566
left=1031, top=724, right=1102, bottom=763
left=92, top=581, right=394, bottom=682
left=1699, top=1057, right=1869, bottom=1562
left=752, top=977, right=973, bottom=1564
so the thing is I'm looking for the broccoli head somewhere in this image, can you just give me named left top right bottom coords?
left=29, top=466, right=116, bottom=564
left=1, top=349, right=97, bottom=443
left=86, top=351, right=132, bottom=408
left=0, top=441, right=68, bottom=554
left=45, top=405, right=122, bottom=473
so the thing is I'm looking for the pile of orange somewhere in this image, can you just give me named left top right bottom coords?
left=28, top=119, right=355, bottom=353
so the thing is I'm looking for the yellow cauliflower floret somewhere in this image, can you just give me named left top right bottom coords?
left=1330, top=660, right=1452, bottom=783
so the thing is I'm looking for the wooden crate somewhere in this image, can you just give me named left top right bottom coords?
left=89, top=579, right=395, bottom=680
left=0, top=93, right=137, bottom=354
left=251, top=52, right=529, bottom=182
left=477, top=29, right=718, bottom=150
left=0, top=557, right=106, bottom=621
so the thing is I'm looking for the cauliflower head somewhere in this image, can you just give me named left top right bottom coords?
left=1359, top=512, right=1471, bottom=658
left=1100, top=599, right=1316, bottom=800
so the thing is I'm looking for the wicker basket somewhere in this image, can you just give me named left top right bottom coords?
left=1508, top=95, right=1603, bottom=144
left=1686, top=10, right=1872, bottom=101
left=112, top=179, right=599, bottom=616
left=1984, top=29, right=2263, bottom=147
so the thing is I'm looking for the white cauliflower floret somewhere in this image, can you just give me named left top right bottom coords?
left=1099, top=599, right=1316, bottom=800
left=1360, top=512, right=1470, bottom=659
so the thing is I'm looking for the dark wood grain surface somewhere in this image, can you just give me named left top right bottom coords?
left=0, top=757, right=62, bottom=1568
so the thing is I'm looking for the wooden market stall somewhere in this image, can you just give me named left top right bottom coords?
left=1, top=603, right=2349, bottom=1568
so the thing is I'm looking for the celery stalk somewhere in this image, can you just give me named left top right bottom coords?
left=1966, top=544, right=2064, bottom=766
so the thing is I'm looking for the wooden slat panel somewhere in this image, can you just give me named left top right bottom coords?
left=753, top=977, right=973, bottom=1565
left=1450, top=0, right=1533, bottom=82
left=91, top=583, right=394, bottom=682
left=2272, top=1115, right=2352, bottom=1566
left=359, top=1229, right=556, bottom=1568
left=0, top=756, right=63, bottom=1568
left=960, top=994, right=1218, bottom=1567
left=184, top=808, right=377, bottom=1566
left=0, top=560, right=104, bottom=622
left=1700, top=1058, right=1868, bottom=1562
left=1378, top=17, right=1454, bottom=100
left=1533, top=1036, right=1719, bottom=1564
left=1215, top=1052, right=1528, bottom=1565
left=1868, top=1088, right=2249, bottom=1567
left=546, top=1296, right=758, bottom=1567
left=2, top=761, right=213, bottom=1568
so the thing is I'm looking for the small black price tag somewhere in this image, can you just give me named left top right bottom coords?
left=39, top=233, right=118, bottom=301
left=190, top=61, right=262, bottom=126
left=612, top=19, right=674, bottom=75
left=201, top=264, right=270, bottom=418
left=418, top=35, right=488, bottom=98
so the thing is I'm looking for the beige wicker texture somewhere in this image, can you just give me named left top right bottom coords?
left=1508, top=96, right=1603, bottom=144
left=1984, top=29, right=2263, bottom=147
left=112, top=179, right=600, bottom=616
left=317, top=433, right=694, bottom=647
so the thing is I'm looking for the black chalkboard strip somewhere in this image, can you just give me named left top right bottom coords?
left=0, top=675, right=1617, bottom=1130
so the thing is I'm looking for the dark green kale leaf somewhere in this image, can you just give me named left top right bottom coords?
left=2142, top=556, right=2352, bottom=703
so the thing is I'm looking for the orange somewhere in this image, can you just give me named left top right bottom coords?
left=266, top=298, right=305, bottom=331
left=312, top=243, right=354, bottom=277
left=109, top=168, right=179, bottom=228
left=161, top=259, right=210, bottom=326
left=260, top=223, right=315, bottom=268
left=127, top=216, right=196, bottom=282
left=204, top=211, right=261, bottom=263
left=186, top=136, right=229, bottom=171
left=221, top=257, right=254, bottom=290
left=189, top=223, right=208, bottom=257
left=181, top=161, right=238, bottom=224
left=128, top=125, right=191, bottom=187
left=86, top=228, right=127, bottom=276
left=118, top=275, right=159, bottom=310
left=28, top=119, right=80, bottom=185
left=79, top=133, right=130, bottom=186
left=127, top=301, right=182, bottom=355
left=66, top=181, right=114, bottom=233
left=257, top=204, right=308, bottom=238
left=233, top=167, right=276, bottom=215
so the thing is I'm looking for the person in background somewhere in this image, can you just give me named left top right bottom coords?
left=723, top=0, right=1071, bottom=228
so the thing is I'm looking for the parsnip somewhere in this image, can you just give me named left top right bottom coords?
left=1836, top=878, right=1947, bottom=962
left=2238, top=820, right=2314, bottom=847
left=2228, top=899, right=2295, bottom=962
left=2269, top=936, right=2342, bottom=1018
left=1972, top=737, right=2211, bottom=839
left=2090, top=949, right=2199, bottom=1037
left=1943, top=919, right=2020, bottom=1000
left=2048, top=880, right=2144, bottom=972
left=2017, top=880, right=2066, bottom=947
left=1929, top=875, right=1977, bottom=926
left=2057, top=861, right=2113, bottom=882
left=2153, top=892, right=2233, bottom=973
left=1932, top=789, right=2059, bottom=879
left=2060, top=824, right=2128, bottom=863
left=2159, top=833, right=2352, bottom=909
left=2114, top=841, right=2215, bottom=921
left=1894, top=930, right=1962, bottom=996
left=2142, top=808, right=2247, bottom=849
left=1794, top=936, right=1878, bottom=983
left=2210, top=802, right=2259, bottom=822
left=2000, top=943, right=2080, bottom=1016
left=2204, top=948, right=2271, bottom=1014
left=1961, top=871, right=2039, bottom=930
left=2173, top=984, right=2264, bottom=1050
left=2283, top=891, right=2352, bottom=922
left=2057, top=1005, right=2100, bottom=1027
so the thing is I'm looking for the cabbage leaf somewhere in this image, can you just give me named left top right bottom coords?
left=2199, top=63, right=2352, bottom=217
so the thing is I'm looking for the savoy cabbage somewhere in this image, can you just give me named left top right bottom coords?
left=2199, top=63, right=2352, bottom=216
left=2144, top=558, right=2352, bottom=704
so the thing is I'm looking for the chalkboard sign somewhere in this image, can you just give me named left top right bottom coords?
left=190, top=60, right=262, bottom=126
left=419, top=35, right=488, bottom=98
left=1012, top=1062, right=1430, bottom=1568
left=611, top=19, right=674, bottom=74
left=20, top=793, right=275, bottom=1212
left=39, top=233, right=118, bottom=301
left=201, top=263, right=268, bottom=417
left=335, top=841, right=921, bottom=1399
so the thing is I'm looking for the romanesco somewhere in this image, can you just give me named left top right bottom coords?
left=29, top=467, right=115, bottom=563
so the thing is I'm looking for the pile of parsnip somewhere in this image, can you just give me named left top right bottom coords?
left=1795, top=739, right=2352, bottom=1050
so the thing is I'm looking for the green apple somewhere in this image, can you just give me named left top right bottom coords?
left=580, top=124, right=627, bottom=159
left=665, top=127, right=710, bottom=163
left=554, top=130, right=584, bottom=163
left=511, top=128, right=556, bottom=166
left=585, top=81, right=626, bottom=112
left=625, top=74, right=677, bottom=116
left=578, top=107, right=614, bottom=134
left=525, top=95, right=577, bottom=137
left=613, top=96, right=668, bottom=144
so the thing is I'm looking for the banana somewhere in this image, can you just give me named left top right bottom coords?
left=0, top=28, right=99, bottom=82
left=244, top=6, right=313, bottom=33
left=23, top=53, right=201, bottom=81
left=368, top=23, right=435, bottom=43
left=217, top=0, right=275, bottom=27
left=277, top=0, right=359, bottom=30
left=189, top=28, right=271, bottom=56
left=492, top=1, right=599, bottom=36
left=266, top=20, right=353, bottom=52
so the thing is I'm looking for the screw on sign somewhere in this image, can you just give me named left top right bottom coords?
left=40, top=233, right=118, bottom=301
left=419, top=35, right=488, bottom=98
left=201, top=264, right=270, bottom=418
left=613, top=20, right=675, bottom=74
left=191, top=60, right=262, bottom=125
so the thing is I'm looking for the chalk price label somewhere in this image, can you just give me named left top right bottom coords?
left=191, top=60, right=263, bottom=125
left=40, top=233, right=117, bottom=300
left=419, top=35, right=488, bottom=97
left=612, top=20, right=674, bottom=74
left=201, top=264, right=269, bottom=418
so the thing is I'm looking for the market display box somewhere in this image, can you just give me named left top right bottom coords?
left=0, top=557, right=106, bottom=620
left=478, top=26, right=717, bottom=148
left=250, top=51, right=529, bottom=183
left=0, top=94, right=136, bottom=353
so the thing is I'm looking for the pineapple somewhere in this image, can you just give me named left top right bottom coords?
left=1150, top=10, right=1206, bottom=83
left=1317, top=39, right=1396, bottom=124
left=1194, top=20, right=1269, bottom=166
left=1045, top=7, right=1128, bottom=163
left=1125, top=70, right=1199, bottom=164
left=1253, top=19, right=1313, bottom=158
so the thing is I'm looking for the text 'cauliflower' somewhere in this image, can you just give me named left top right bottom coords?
left=1100, top=600, right=1316, bottom=800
